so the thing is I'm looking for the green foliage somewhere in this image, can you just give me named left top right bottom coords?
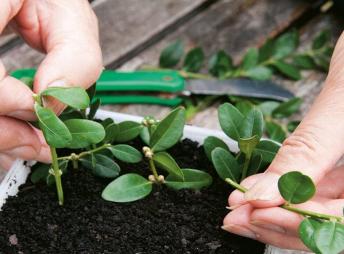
left=102, top=173, right=153, bottom=202
left=218, top=103, right=244, bottom=141
left=108, top=145, right=142, bottom=163
left=314, top=221, right=344, bottom=254
left=41, top=87, right=90, bottom=109
left=159, top=40, right=184, bottom=68
left=278, top=171, right=316, bottom=204
left=81, top=154, right=120, bottom=178
left=165, top=169, right=212, bottom=190
left=299, top=218, right=322, bottom=253
left=265, top=121, right=286, bottom=143
left=113, top=121, right=143, bottom=143
left=183, top=47, right=204, bottom=72
left=208, top=50, right=233, bottom=78
left=153, top=152, right=184, bottom=181
left=211, top=147, right=240, bottom=182
left=203, top=136, right=229, bottom=161
left=272, top=97, right=302, bottom=118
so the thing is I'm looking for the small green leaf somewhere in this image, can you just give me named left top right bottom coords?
left=292, top=55, right=316, bottom=69
left=278, top=171, right=316, bottom=204
left=140, top=127, right=150, bottom=145
left=299, top=218, right=322, bottom=253
left=312, top=30, right=330, bottom=50
left=241, top=48, right=259, bottom=70
left=102, top=173, right=152, bottom=202
left=208, top=50, right=233, bottom=77
left=218, top=103, right=244, bottom=141
left=104, top=123, right=119, bottom=143
left=236, top=101, right=254, bottom=116
left=114, top=121, right=143, bottom=143
left=41, top=87, right=90, bottom=109
left=31, top=163, right=50, bottom=184
left=314, top=221, right=344, bottom=254
left=20, top=77, right=34, bottom=89
left=272, top=97, right=302, bottom=118
left=266, top=121, right=286, bottom=143
left=108, top=144, right=142, bottom=163
left=101, top=118, right=114, bottom=128
left=150, top=107, right=185, bottom=152
left=272, top=60, right=301, bottom=80
left=247, top=154, right=263, bottom=176
left=238, top=135, right=260, bottom=157
left=287, top=120, right=300, bottom=132
left=81, top=154, right=120, bottom=178
left=239, top=108, right=264, bottom=139
left=258, top=101, right=280, bottom=117
left=203, top=136, right=229, bottom=161
left=258, top=39, right=274, bottom=63
left=245, top=66, right=273, bottom=80
left=165, top=169, right=212, bottom=190
left=153, top=152, right=184, bottom=181
left=64, top=119, right=105, bottom=149
left=183, top=47, right=204, bottom=72
left=254, top=140, right=280, bottom=164
left=273, top=30, right=299, bottom=59
left=314, top=54, right=330, bottom=71
left=86, top=83, right=97, bottom=101
left=88, top=98, right=101, bottom=120
left=35, top=103, right=72, bottom=148
left=159, top=40, right=184, bottom=68
left=211, top=147, right=240, bottom=182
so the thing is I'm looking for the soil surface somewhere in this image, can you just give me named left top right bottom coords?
left=0, top=139, right=265, bottom=254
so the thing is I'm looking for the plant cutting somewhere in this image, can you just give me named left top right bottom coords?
left=206, top=102, right=344, bottom=254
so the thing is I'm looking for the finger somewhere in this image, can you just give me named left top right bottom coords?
left=14, top=0, right=102, bottom=114
left=0, top=116, right=51, bottom=163
left=0, top=1, right=24, bottom=33
left=316, top=166, right=344, bottom=198
left=0, top=154, right=16, bottom=170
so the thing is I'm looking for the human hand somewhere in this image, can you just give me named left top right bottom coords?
left=222, top=166, right=344, bottom=250
left=0, top=0, right=102, bottom=169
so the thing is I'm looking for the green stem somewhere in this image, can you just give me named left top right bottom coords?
left=241, top=153, right=251, bottom=182
left=58, top=143, right=112, bottom=161
left=51, top=147, right=64, bottom=206
left=149, top=159, right=159, bottom=181
left=225, top=178, right=344, bottom=223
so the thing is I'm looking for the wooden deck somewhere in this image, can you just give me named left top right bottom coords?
left=0, top=0, right=342, bottom=180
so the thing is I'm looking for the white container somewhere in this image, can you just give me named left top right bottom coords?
left=0, top=109, right=309, bottom=254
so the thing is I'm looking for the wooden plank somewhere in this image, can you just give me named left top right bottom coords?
left=108, top=0, right=313, bottom=125
left=0, top=0, right=208, bottom=69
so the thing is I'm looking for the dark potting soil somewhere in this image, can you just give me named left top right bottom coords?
left=0, top=139, right=265, bottom=254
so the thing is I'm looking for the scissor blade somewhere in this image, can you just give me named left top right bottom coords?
left=186, top=79, right=294, bottom=101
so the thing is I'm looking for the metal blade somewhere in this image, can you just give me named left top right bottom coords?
left=185, top=79, right=294, bottom=101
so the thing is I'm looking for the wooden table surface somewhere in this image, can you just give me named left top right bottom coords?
left=0, top=0, right=342, bottom=181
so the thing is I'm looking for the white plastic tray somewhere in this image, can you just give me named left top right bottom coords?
left=0, top=109, right=309, bottom=254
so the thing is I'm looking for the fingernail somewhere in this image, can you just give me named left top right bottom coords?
left=221, top=224, right=256, bottom=239
left=48, top=79, right=68, bottom=88
left=7, top=110, right=36, bottom=121
left=227, top=204, right=242, bottom=210
left=250, top=220, right=286, bottom=233
left=244, top=172, right=281, bottom=201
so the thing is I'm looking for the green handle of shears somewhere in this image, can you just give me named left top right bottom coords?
left=10, top=69, right=185, bottom=106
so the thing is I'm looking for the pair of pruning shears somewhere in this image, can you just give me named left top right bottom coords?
left=11, top=69, right=294, bottom=107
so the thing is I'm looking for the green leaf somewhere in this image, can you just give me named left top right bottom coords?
left=41, top=87, right=90, bottom=109
left=272, top=97, right=302, bottom=118
left=236, top=101, right=254, bottom=116
left=165, top=169, right=212, bottom=190
left=248, top=154, right=263, bottom=176
left=203, top=136, right=229, bottom=161
left=140, top=127, right=150, bottom=145
left=159, top=40, right=184, bottom=68
left=273, top=30, right=299, bottom=59
left=102, top=173, right=152, bottom=202
left=254, top=140, right=280, bottom=164
left=208, top=50, right=233, bottom=77
left=287, top=120, right=300, bottom=132
left=86, top=83, right=97, bottom=101
left=31, top=163, right=50, bottom=184
left=211, top=147, right=240, bottom=182
left=278, top=171, right=316, bottom=204
left=64, top=119, right=105, bottom=149
left=108, top=144, right=142, bottom=163
left=34, top=103, right=72, bottom=148
left=241, top=48, right=259, bottom=70
left=299, top=218, right=322, bottom=253
left=314, top=221, right=344, bottom=254
left=114, top=121, right=143, bottom=143
left=245, top=66, right=272, bottom=80
left=272, top=60, right=301, bottom=80
left=81, top=154, right=120, bottom=178
left=314, top=55, right=330, bottom=71
left=238, top=135, right=260, bottom=157
left=150, top=107, right=185, bottom=152
left=239, top=108, right=264, bottom=139
left=292, top=55, right=316, bottom=69
left=312, top=30, right=330, bottom=50
left=218, top=103, right=244, bottom=141
left=104, top=123, right=119, bottom=143
left=88, top=98, right=101, bottom=120
left=101, top=118, right=114, bottom=128
left=266, top=121, right=286, bottom=143
left=258, top=39, right=274, bottom=63
left=258, top=101, right=280, bottom=117
left=153, top=152, right=184, bottom=181
left=183, top=47, right=204, bottom=72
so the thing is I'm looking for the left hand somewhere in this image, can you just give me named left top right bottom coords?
left=222, top=166, right=344, bottom=251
